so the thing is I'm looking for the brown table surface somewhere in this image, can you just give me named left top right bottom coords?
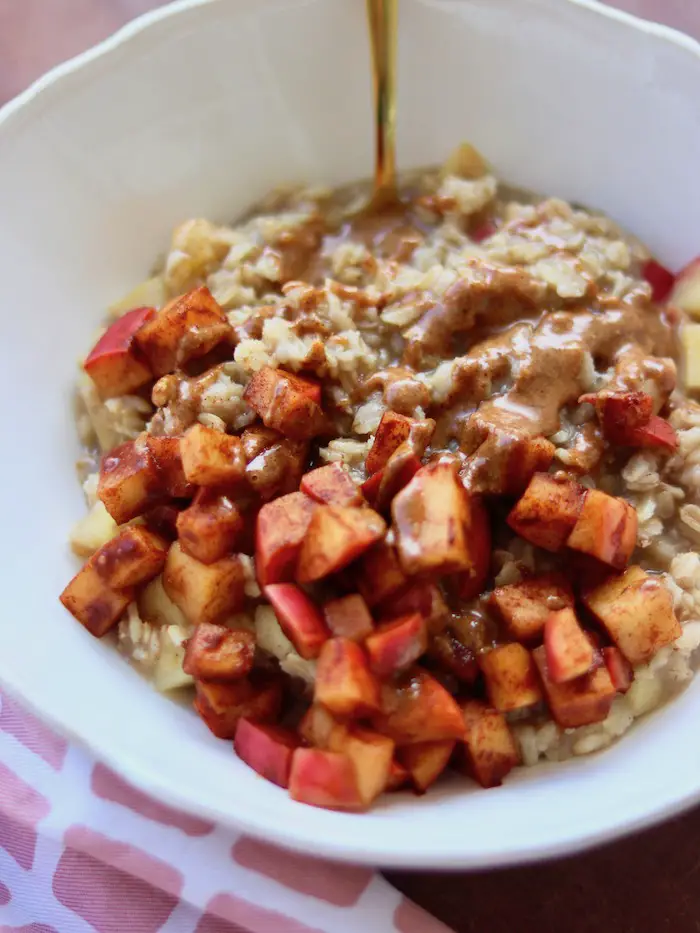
left=3, top=2, right=699, bottom=930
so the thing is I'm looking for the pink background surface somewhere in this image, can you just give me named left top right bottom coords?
left=1, top=1, right=700, bottom=931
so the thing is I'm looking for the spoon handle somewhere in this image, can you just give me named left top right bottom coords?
left=366, top=0, right=398, bottom=205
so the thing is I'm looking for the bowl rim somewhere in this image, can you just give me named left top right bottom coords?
left=2, top=0, right=700, bottom=869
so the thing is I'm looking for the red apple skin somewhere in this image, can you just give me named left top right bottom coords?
left=255, top=492, right=317, bottom=586
left=544, top=609, right=595, bottom=683
left=622, top=415, right=679, bottom=451
left=288, top=748, right=364, bottom=811
left=603, top=646, right=634, bottom=693
left=234, top=719, right=299, bottom=788
left=84, top=306, right=155, bottom=398
left=365, top=613, right=428, bottom=679
left=264, top=583, right=330, bottom=660
left=642, top=258, right=675, bottom=303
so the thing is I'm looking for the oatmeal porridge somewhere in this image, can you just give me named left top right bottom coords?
left=61, top=142, right=700, bottom=809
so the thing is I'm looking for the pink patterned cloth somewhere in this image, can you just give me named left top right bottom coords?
left=0, top=688, right=452, bottom=933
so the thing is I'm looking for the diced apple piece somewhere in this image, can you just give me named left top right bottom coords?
left=84, top=306, right=155, bottom=398
left=163, top=542, right=244, bottom=626
left=234, top=719, right=299, bottom=788
left=429, top=629, right=480, bottom=683
left=386, top=759, right=411, bottom=791
left=603, top=646, right=634, bottom=693
left=143, top=504, right=182, bottom=541
left=450, top=495, right=491, bottom=600
left=323, top=594, right=374, bottom=641
left=183, top=623, right=255, bottom=681
left=255, top=491, right=317, bottom=586
left=145, top=435, right=194, bottom=498
left=245, top=437, right=308, bottom=500
left=670, top=256, right=700, bottom=317
left=544, top=608, right=594, bottom=683
left=566, top=489, right=637, bottom=569
left=92, top=525, right=168, bottom=589
left=587, top=392, right=678, bottom=451
left=398, top=740, right=455, bottom=794
left=366, top=411, right=415, bottom=476
left=298, top=704, right=337, bottom=748
left=194, top=674, right=283, bottom=739
left=243, top=367, right=326, bottom=440
left=365, top=614, right=428, bottom=679
left=507, top=473, right=585, bottom=552
left=682, top=324, right=700, bottom=390
left=458, top=701, right=520, bottom=788
left=370, top=445, right=424, bottom=512
left=490, top=573, right=574, bottom=643
left=642, top=258, right=675, bottom=303
left=315, top=637, right=381, bottom=718
left=179, top=424, right=245, bottom=487
left=108, top=275, right=166, bottom=318
left=373, top=670, right=466, bottom=745
left=479, top=643, right=543, bottom=711
left=60, top=564, right=133, bottom=637
left=582, top=566, right=681, bottom=665
left=360, top=470, right=383, bottom=508
left=241, top=425, right=282, bottom=460
left=288, top=748, right=364, bottom=811
left=392, top=461, right=475, bottom=576
left=357, top=539, right=408, bottom=607
left=623, top=416, right=679, bottom=451
left=300, top=462, right=363, bottom=506
left=97, top=438, right=162, bottom=525
left=134, top=286, right=232, bottom=375
left=533, top=645, right=616, bottom=728
left=327, top=725, right=394, bottom=806
left=264, top=584, right=330, bottom=660
left=385, top=582, right=449, bottom=635
left=176, top=490, right=243, bottom=564
left=296, top=505, right=386, bottom=583
left=69, top=501, right=118, bottom=557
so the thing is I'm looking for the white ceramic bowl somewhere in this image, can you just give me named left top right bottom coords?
left=1, top=0, right=699, bottom=869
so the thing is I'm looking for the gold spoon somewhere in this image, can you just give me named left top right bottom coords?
left=365, top=0, right=399, bottom=212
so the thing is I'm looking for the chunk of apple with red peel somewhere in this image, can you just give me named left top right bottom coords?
left=603, top=646, right=634, bottom=693
left=449, top=495, right=491, bottom=600
left=398, top=740, right=455, bottom=794
left=490, top=573, right=574, bottom=643
left=392, top=461, right=475, bottom=576
left=176, top=490, right=243, bottom=565
left=543, top=608, right=595, bottom=683
left=532, top=646, right=616, bottom=728
left=145, top=435, right=194, bottom=499
left=194, top=674, right=283, bottom=739
left=507, top=473, right=585, bottom=552
left=360, top=471, right=383, bottom=509
left=163, top=542, right=245, bottom=626
left=183, top=623, right=255, bottom=681
left=357, top=539, right=408, bottom=608
left=582, top=565, right=681, bottom=665
left=84, top=305, right=155, bottom=398
left=670, top=256, right=700, bottom=317
left=479, top=643, right=543, bottom=712
left=584, top=392, right=678, bottom=451
left=60, top=564, right=133, bottom=637
left=365, top=614, right=428, bottom=679
left=296, top=505, right=386, bottom=584
left=234, top=719, right=299, bottom=789
left=298, top=704, right=337, bottom=748
left=264, top=584, right=330, bottom=660
left=180, top=424, right=245, bottom=487
left=326, top=725, right=394, bottom=806
left=642, top=258, right=676, bottom=303
left=134, top=286, right=232, bottom=376
left=315, top=637, right=381, bottom=718
left=372, top=670, right=466, bottom=745
left=288, top=748, right=364, bottom=811
left=622, top=416, right=679, bottom=452
left=255, top=492, right=316, bottom=587
left=243, top=367, right=326, bottom=440
left=429, top=629, right=480, bottom=683
left=566, top=489, right=637, bottom=570
left=384, top=582, right=449, bottom=635
left=386, top=759, right=411, bottom=791
left=92, top=525, right=168, bottom=589
left=458, top=701, right=520, bottom=788
left=300, top=463, right=363, bottom=507
left=98, top=438, right=162, bottom=525
left=370, top=445, right=424, bottom=513
left=323, top=594, right=374, bottom=641
left=366, top=411, right=416, bottom=476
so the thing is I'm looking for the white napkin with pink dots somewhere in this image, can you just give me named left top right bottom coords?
left=0, top=688, right=452, bottom=933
